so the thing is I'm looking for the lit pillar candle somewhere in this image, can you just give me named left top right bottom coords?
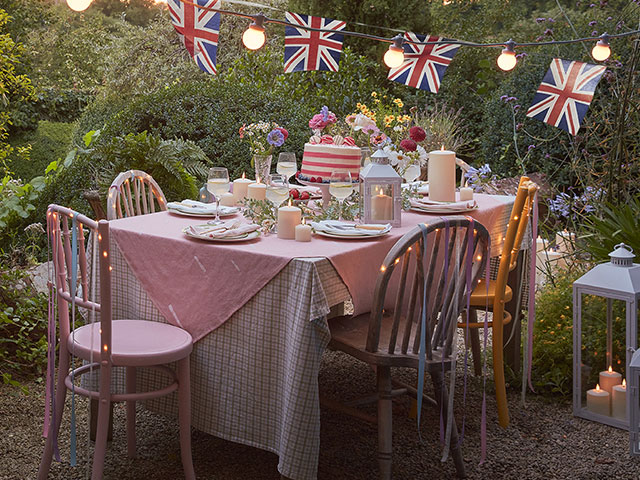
left=277, top=201, right=301, bottom=239
left=247, top=180, right=266, bottom=201
left=428, top=146, right=456, bottom=202
left=295, top=218, right=312, bottom=242
left=459, top=187, right=474, bottom=201
left=233, top=173, right=254, bottom=203
left=219, top=192, right=235, bottom=207
left=371, top=187, right=392, bottom=221
left=612, top=379, right=627, bottom=420
left=536, top=235, right=547, bottom=253
left=599, top=366, right=622, bottom=394
left=587, top=384, right=610, bottom=416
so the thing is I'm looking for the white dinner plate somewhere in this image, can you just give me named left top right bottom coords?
left=169, top=207, right=240, bottom=218
left=313, top=228, right=391, bottom=240
left=182, top=227, right=260, bottom=242
left=410, top=204, right=479, bottom=214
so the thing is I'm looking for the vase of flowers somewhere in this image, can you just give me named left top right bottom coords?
left=239, top=121, right=288, bottom=181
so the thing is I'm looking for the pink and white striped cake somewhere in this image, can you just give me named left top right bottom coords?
left=299, top=143, right=361, bottom=183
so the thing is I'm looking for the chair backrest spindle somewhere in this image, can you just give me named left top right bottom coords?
left=107, top=170, right=167, bottom=220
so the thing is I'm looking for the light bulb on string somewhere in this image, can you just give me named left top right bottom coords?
left=592, top=33, right=611, bottom=62
left=383, top=34, right=405, bottom=69
left=242, top=13, right=266, bottom=51
left=497, top=40, right=517, bottom=71
left=67, top=0, right=92, bottom=12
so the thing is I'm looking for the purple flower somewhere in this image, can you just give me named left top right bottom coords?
left=544, top=28, right=554, bottom=36
left=535, top=17, right=545, bottom=23
left=320, top=105, right=329, bottom=122
left=548, top=193, right=572, bottom=218
left=616, top=21, right=625, bottom=30
left=513, top=104, right=521, bottom=113
left=591, top=30, right=598, bottom=36
left=267, top=129, right=285, bottom=147
left=589, top=20, right=597, bottom=26
left=547, top=18, right=555, bottom=23
left=545, top=153, right=551, bottom=159
left=516, top=52, right=528, bottom=59
left=528, top=144, right=536, bottom=152
left=464, top=164, right=493, bottom=192
left=516, top=122, right=524, bottom=131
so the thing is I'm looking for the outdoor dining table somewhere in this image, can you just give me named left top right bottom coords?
left=103, top=193, right=516, bottom=480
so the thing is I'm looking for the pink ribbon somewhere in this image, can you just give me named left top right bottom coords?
left=527, top=192, right=539, bottom=393
left=479, top=242, right=491, bottom=466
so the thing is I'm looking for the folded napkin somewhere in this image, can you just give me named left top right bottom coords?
left=187, top=220, right=260, bottom=239
left=410, top=198, right=478, bottom=212
left=168, top=199, right=237, bottom=215
left=311, top=220, right=392, bottom=236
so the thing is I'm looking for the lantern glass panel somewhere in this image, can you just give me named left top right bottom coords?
left=369, top=184, right=394, bottom=222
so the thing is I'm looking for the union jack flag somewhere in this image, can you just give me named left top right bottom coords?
left=284, top=12, right=346, bottom=73
left=387, top=32, right=460, bottom=93
left=168, top=0, right=221, bottom=75
left=526, top=58, right=606, bottom=136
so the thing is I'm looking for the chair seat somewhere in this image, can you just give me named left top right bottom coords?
left=329, top=313, right=450, bottom=369
left=469, top=279, right=512, bottom=306
left=69, top=320, right=193, bottom=367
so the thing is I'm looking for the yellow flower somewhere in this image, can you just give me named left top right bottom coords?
left=371, top=92, right=378, bottom=97
left=402, top=115, right=411, bottom=122
left=396, top=115, right=403, bottom=121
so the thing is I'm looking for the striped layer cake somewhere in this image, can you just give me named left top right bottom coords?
left=299, top=143, right=361, bottom=183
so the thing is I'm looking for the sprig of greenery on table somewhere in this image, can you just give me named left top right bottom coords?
left=300, top=194, right=359, bottom=222
left=241, top=198, right=276, bottom=232
left=402, top=185, right=420, bottom=211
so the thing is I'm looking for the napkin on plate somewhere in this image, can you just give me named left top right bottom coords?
left=187, top=220, right=260, bottom=239
left=410, top=198, right=478, bottom=212
left=168, top=199, right=237, bottom=215
left=311, top=220, right=392, bottom=236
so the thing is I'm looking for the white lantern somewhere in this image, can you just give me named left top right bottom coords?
left=629, top=348, right=640, bottom=454
left=360, top=148, right=402, bottom=227
left=573, top=243, right=640, bottom=429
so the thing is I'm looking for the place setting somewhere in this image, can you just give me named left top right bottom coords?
left=182, top=219, right=261, bottom=242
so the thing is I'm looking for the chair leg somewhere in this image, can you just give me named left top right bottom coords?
left=377, top=366, right=393, bottom=480
left=431, top=370, right=466, bottom=479
left=177, top=357, right=195, bottom=480
left=492, top=306, right=510, bottom=428
left=126, top=366, right=137, bottom=458
left=91, top=396, right=111, bottom=480
left=38, top=352, right=69, bottom=480
left=468, top=310, right=482, bottom=377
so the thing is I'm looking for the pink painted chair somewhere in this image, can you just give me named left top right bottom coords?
left=106, top=170, right=167, bottom=220
left=39, top=204, right=195, bottom=480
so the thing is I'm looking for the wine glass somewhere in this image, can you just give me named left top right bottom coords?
left=207, top=167, right=230, bottom=225
left=266, top=174, right=289, bottom=208
left=329, top=169, right=353, bottom=221
left=277, top=152, right=297, bottom=181
left=403, top=164, right=421, bottom=184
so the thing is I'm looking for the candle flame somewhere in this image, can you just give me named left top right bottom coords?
left=302, top=217, right=306, bottom=225
left=440, top=145, right=445, bottom=151
left=256, top=176, right=261, bottom=184
left=596, top=383, right=601, bottom=392
left=609, top=366, right=613, bottom=373
left=623, top=379, right=626, bottom=387
left=288, top=199, right=292, bottom=207
left=242, top=172, right=246, bottom=179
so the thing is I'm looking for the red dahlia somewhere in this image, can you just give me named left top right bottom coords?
left=399, top=138, right=418, bottom=152
left=409, top=126, right=426, bottom=142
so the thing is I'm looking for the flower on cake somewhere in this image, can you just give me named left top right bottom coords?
left=240, top=121, right=288, bottom=155
left=307, top=106, right=354, bottom=146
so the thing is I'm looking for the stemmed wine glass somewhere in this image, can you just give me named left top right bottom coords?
left=329, top=169, right=353, bottom=221
left=207, top=167, right=230, bottom=225
left=266, top=174, right=289, bottom=208
left=276, top=152, right=297, bottom=182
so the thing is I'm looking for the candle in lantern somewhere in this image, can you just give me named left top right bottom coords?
left=612, top=379, right=627, bottom=420
left=247, top=178, right=266, bottom=200
left=295, top=217, right=312, bottom=242
left=459, top=186, right=474, bottom=201
left=219, top=192, right=235, bottom=207
left=599, top=366, right=622, bottom=394
left=587, top=383, right=610, bottom=416
left=428, top=146, right=456, bottom=202
left=233, top=172, right=254, bottom=203
left=371, top=187, right=393, bottom=221
left=277, top=200, right=301, bottom=239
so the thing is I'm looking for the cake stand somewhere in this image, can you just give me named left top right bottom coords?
left=298, top=179, right=331, bottom=208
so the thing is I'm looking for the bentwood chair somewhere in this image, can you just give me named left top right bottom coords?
left=326, top=218, right=490, bottom=479
left=457, top=176, right=539, bottom=428
left=39, top=204, right=195, bottom=480
left=106, top=170, right=167, bottom=220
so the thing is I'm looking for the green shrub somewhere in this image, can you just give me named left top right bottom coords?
left=9, top=121, right=74, bottom=182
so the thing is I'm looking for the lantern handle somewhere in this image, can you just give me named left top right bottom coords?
left=614, top=243, right=633, bottom=253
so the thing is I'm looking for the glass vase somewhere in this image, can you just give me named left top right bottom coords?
left=253, top=154, right=273, bottom=184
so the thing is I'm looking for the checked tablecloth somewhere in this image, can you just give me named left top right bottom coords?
left=103, top=194, right=518, bottom=480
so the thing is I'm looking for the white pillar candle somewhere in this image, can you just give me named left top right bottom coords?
left=295, top=218, right=312, bottom=242
left=599, top=366, right=622, bottom=394
left=459, top=187, right=474, bottom=201
left=277, top=201, right=301, bottom=239
left=247, top=181, right=266, bottom=201
left=233, top=174, right=254, bottom=203
left=219, top=192, right=235, bottom=207
left=371, top=190, right=393, bottom=221
left=612, top=380, right=627, bottom=420
left=536, top=236, right=547, bottom=253
left=587, top=384, right=610, bottom=416
left=428, top=147, right=456, bottom=202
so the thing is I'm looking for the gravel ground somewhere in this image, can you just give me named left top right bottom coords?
left=3, top=349, right=640, bottom=480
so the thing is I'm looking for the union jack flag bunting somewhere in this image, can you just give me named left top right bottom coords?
left=168, top=0, right=221, bottom=75
left=387, top=32, right=460, bottom=93
left=284, top=12, right=346, bottom=73
left=526, top=58, right=606, bottom=136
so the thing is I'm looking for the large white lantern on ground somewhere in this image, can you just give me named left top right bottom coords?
left=360, top=148, right=402, bottom=227
left=573, top=244, right=640, bottom=429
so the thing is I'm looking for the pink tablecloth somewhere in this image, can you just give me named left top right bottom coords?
left=109, top=194, right=512, bottom=341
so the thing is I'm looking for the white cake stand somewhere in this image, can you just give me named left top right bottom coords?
left=298, top=179, right=331, bottom=208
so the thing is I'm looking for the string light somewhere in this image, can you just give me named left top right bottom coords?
left=383, top=34, right=405, bottom=68
left=242, top=13, right=266, bottom=50
left=67, top=0, right=92, bottom=11
left=497, top=40, right=517, bottom=71
left=592, top=33, right=611, bottom=62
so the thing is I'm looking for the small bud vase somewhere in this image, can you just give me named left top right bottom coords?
left=253, top=154, right=273, bottom=183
